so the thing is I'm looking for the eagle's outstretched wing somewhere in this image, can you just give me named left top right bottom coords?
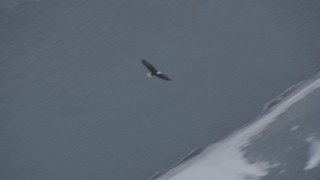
left=156, top=73, right=171, bottom=81
left=141, top=59, right=158, bottom=74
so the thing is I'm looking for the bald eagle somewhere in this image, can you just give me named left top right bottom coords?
left=141, top=59, right=171, bottom=81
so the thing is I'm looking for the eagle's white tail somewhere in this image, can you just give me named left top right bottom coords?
left=146, top=73, right=153, bottom=77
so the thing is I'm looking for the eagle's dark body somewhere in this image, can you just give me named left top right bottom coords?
left=141, top=59, right=171, bottom=81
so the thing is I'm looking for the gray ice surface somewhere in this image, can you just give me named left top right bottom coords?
left=1, top=0, right=320, bottom=180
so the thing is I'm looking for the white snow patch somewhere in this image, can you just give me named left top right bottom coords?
left=154, top=141, right=271, bottom=180
left=152, top=74, right=320, bottom=180
left=278, top=170, right=286, bottom=174
left=262, top=81, right=304, bottom=112
left=290, top=125, right=299, bottom=132
left=304, top=136, right=320, bottom=170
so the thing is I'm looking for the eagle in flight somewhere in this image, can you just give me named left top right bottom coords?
left=141, top=59, right=171, bottom=81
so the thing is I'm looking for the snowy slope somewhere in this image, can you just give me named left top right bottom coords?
left=150, top=74, right=320, bottom=180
